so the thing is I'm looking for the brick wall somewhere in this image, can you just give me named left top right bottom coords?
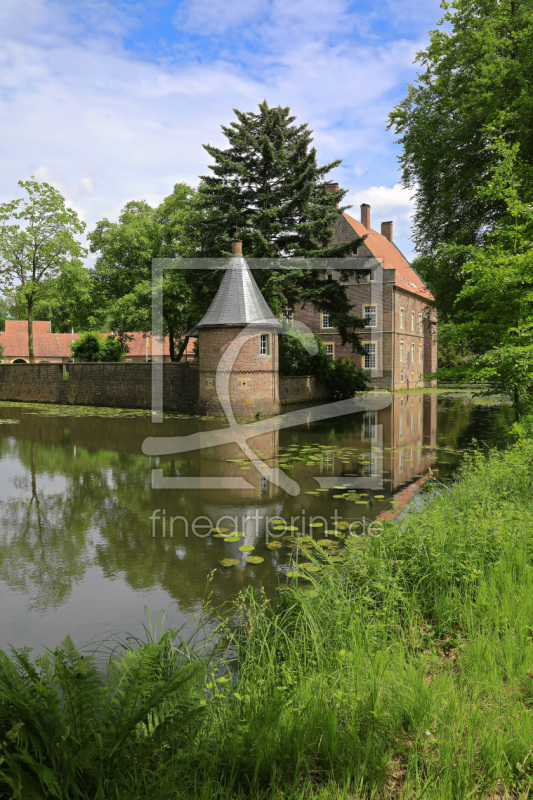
left=279, top=376, right=330, bottom=405
left=198, top=327, right=280, bottom=417
left=0, top=363, right=200, bottom=412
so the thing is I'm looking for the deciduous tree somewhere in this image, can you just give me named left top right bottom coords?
left=0, top=179, right=87, bottom=362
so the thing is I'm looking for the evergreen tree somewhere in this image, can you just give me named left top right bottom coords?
left=199, top=101, right=366, bottom=351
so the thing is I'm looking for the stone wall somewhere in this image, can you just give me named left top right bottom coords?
left=279, top=375, right=330, bottom=405
left=0, top=363, right=330, bottom=412
left=0, top=363, right=200, bottom=412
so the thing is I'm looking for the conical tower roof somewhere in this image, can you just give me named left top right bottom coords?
left=187, top=242, right=282, bottom=335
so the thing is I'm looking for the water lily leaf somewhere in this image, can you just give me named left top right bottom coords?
left=223, top=536, right=240, bottom=543
left=317, top=539, right=336, bottom=547
left=219, top=558, right=241, bottom=567
left=239, top=545, right=255, bottom=552
left=374, top=495, right=385, bottom=499
left=301, top=564, right=321, bottom=573
left=267, top=542, right=282, bottom=549
left=309, top=522, right=323, bottom=528
left=286, top=570, right=301, bottom=578
left=211, top=527, right=229, bottom=533
left=245, top=555, right=264, bottom=564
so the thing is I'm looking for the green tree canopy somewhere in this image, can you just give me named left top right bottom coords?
left=5, top=261, right=98, bottom=333
left=88, top=184, right=217, bottom=361
left=437, top=129, right=533, bottom=417
left=389, top=0, right=533, bottom=256
left=0, top=179, right=87, bottom=362
left=199, top=101, right=365, bottom=352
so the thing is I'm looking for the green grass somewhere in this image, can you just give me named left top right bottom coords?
left=1, top=438, right=533, bottom=798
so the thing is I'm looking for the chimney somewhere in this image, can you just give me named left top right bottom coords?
left=360, top=203, right=370, bottom=230
left=325, top=182, right=340, bottom=208
left=381, top=221, right=393, bottom=242
left=232, top=240, right=242, bottom=256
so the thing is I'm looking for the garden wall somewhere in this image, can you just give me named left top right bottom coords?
left=0, top=363, right=200, bottom=412
left=278, top=375, right=330, bottom=405
left=0, top=364, right=329, bottom=412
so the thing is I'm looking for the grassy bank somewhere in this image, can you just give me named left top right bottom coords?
left=1, top=437, right=533, bottom=798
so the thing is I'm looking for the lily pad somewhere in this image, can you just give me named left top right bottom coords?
left=309, top=522, right=324, bottom=528
left=239, top=545, right=255, bottom=552
left=267, top=542, right=282, bottom=550
left=286, top=570, right=301, bottom=578
left=317, top=539, right=336, bottom=547
left=219, top=558, right=241, bottom=567
left=211, top=527, right=229, bottom=533
left=223, top=536, right=240, bottom=543
left=245, top=555, right=264, bottom=564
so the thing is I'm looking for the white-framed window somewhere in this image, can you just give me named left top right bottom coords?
left=399, top=414, right=403, bottom=438
left=259, top=334, right=270, bottom=355
left=363, top=343, right=376, bottom=369
left=400, top=341, right=404, bottom=362
left=411, top=343, right=415, bottom=362
left=321, top=312, right=333, bottom=329
left=411, top=310, right=415, bottom=331
left=418, top=313, right=423, bottom=333
left=282, top=308, right=293, bottom=324
left=419, top=343, right=423, bottom=363
left=325, top=343, right=334, bottom=360
left=363, top=305, right=376, bottom=327
left=400, top=307, right=404, bottom=329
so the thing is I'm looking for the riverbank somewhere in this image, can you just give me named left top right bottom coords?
left=1, top=431, right=532, bottom=798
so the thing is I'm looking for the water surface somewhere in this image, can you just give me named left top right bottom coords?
left=0, top=393, right=512, bottom=651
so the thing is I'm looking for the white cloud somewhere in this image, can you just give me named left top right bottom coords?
left=0, top=0, right=434, bottom=262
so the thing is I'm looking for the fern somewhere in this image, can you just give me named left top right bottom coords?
left=0, top=632, right=206, bottom=799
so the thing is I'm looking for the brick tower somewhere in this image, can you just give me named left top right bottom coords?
left=187, top=241, right=281, bottom=419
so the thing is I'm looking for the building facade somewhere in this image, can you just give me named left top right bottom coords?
left=291, top=201, right=437, bottom=389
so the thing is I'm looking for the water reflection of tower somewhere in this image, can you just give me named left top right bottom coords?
left=383, top=393, right=437, bottom=490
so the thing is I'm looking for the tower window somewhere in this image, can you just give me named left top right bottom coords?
left=259, top=334, right=270, bottom=355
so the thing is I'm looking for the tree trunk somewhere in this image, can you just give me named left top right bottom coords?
left=168, top=324, right=176, bottom=362
left=176, top=336, right=190, bottom=362
left=27, top=296, right=35, bottom=364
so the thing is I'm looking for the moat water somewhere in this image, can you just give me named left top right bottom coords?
left=0, top=392, right=513, bottom=651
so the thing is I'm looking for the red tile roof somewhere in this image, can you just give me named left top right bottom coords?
left=343, top=213, right=434, bottom=301
left=5, top=320, right=52, bottom=334
left=0, top=324, right=196, bottom=360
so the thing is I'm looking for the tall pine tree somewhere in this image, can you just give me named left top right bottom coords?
left=199, top=101, right=366, bottom=351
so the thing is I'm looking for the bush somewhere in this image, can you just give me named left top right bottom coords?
left=279, top=328, right=367, bottom=399
left=70, top=332, right=127, bottom=362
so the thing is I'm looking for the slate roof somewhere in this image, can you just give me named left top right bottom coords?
left=187, top=251, right=282, bottom=335
left=342, top=213, right=434, bottom=301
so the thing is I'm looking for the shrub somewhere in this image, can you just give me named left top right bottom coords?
left=70, top=332, right=127, bottom=362
left=279, top=329, right=367, bottom=399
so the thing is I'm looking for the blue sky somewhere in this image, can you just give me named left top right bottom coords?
left=0, top=0, right=444, bottom=260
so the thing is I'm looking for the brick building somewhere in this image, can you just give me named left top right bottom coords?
left=290, top=199, right=437, bottom=389
left=188, top=240, right=282, bottom=418
left=0, top=320, right=195, bottom=364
